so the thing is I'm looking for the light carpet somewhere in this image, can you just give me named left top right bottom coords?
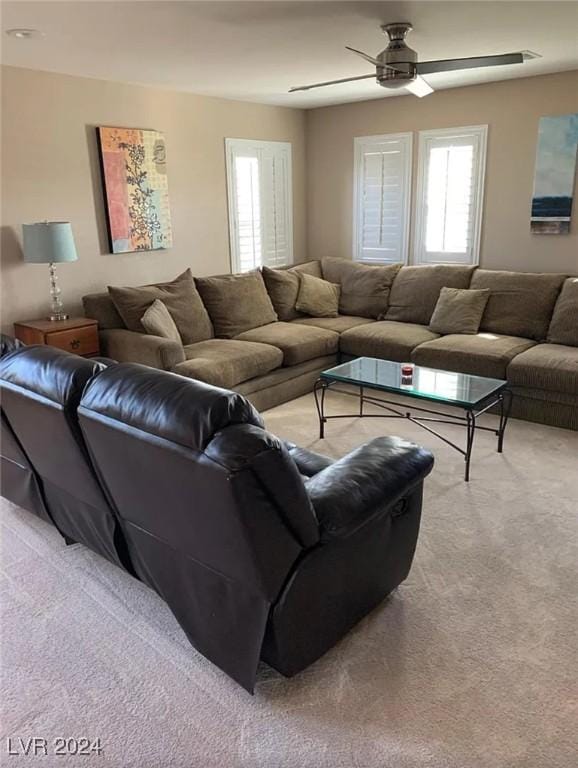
left=1, top=391, right=577, bottom=768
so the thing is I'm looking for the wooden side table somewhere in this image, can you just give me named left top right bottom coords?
left=14, top=317, right=100, bottom=358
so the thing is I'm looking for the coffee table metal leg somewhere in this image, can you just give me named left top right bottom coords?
left=465, top=410, right=476, bottom=482
left=497, top=390, right=512, bottom=453
left=313, top=378, right=328, bottom=439
left=359, top=385, right=364, bottom=417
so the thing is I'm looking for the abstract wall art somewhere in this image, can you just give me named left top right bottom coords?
left=97, top=126, right=172, bottom=253
left=531, top=113, right=578, bottom=234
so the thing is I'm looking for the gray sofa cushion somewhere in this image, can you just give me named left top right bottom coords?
left=470, top=269, right=566, bottom=341
left=321, top=258, right=401, bottom=318
left=108, top=269, right=214, bottom=344
left=547, top=277, right=578, bottom=347
left=173, top=339, right=283, bottom=388
left=507, top=343, right=578, bottom=395
left=262, top=261, right=323, bottom=322
left=385, top=265, right=476, bottom=325
left=429, top=288, right=490, bottom=335
left=295, top=273, right=340, bottom=318
left=236, top=322, right=339, bottom=366
left=412, top=333, right=536, bottom=379
left=340, top=321, right=440, bottom=362
left=196, top=271, right=278, bottom=339
left=141, top=299, right=182, bottom=343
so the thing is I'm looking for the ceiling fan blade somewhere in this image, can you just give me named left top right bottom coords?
left=405, top=76, right=434, bottom=98
left=345, top=46, right=400, bottom=71
left=289, top=73, right=376, bottom=93
left=417, top=52, right=524, bottom=75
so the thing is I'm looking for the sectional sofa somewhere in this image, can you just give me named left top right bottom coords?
left=83, top=260, right=578, bottom=430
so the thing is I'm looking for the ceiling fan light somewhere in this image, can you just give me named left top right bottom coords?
left=405, top=77, right=434, bottom=98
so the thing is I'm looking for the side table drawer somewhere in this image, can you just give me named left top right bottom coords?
left=46, top=325, right=100, bottom=356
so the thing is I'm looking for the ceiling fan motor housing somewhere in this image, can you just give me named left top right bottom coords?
left=377, top=22, right=417, bottom=89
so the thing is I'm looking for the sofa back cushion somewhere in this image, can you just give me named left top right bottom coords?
left=385, top=265, right=476, bottom=325
left=547, top=277, right=578, bottom=347
left=108, top=269, right=214, bottom=344
left=196, top=270, right=278, bottom=338
left=262, top=261, right=322, bottom=321
left=321, top=258, right=401, bottom=318
left=471, top=269, right=566, bottom=341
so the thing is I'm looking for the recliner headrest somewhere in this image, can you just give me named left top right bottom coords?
left=79, top=363, right=264, bottom=452
left=0, top=346, right=104, bottom=407
left=0, top=334, right=24, bottom=359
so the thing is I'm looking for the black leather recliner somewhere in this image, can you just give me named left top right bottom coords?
left=0, top=345, right=133, bottom=571
left=0, top=335, right=52, bottom=522
left=1, top=347, right=434, bottom=692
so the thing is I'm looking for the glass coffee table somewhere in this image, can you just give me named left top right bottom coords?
left=313, top=357, right=513, bottom=482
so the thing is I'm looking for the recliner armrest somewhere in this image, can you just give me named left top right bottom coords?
left=99, top=329, right=185, bottom=371
left=305, top=436, right=434, bottom=541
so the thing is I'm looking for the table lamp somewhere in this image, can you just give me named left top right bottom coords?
left=22, top=221, right=78, bottom=321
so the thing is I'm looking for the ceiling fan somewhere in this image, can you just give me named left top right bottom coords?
left=290, top=23, right=538, bottom=98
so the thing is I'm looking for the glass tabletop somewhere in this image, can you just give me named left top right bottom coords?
left=320, top=357, right=507, bottom=409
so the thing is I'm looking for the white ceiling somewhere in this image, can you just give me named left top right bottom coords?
left=2, top=1, right=578, bottom=108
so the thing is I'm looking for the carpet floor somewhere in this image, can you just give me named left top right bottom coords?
left=1, top=391, right=577, bottom=768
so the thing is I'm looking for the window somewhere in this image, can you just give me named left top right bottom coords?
left=414, top=125, right=487, bottom=265
left=353, top=133, right=412, bottom=264
left=225, top=138, right=293, bottom=272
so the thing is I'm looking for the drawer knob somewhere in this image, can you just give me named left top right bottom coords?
left=70, top=338, right=81, bottom=350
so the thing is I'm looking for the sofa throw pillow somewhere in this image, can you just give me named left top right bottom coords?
left=262, top=262, right=323, bottom=321
left=196, top=270, right=278, bottom=338
left=141, top=299, right=182, bottom=343
left=385, top=265, right=476, bottom=325
left=321, top=258, right=402, bottom=318
left=470, top=269, right=566, bottom=341
left=108, top=269, right=214, bottom=345
left=547, top=277, right=578, bottom=347
left=429, top=288, right=490, bottom=335
left=295, top=273, right=340, bottom=318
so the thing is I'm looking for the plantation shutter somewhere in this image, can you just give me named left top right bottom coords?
left=226, top=139, right=293, bottom=272
left=414, top=126, right=487, bottom=265
left=353, top=133, right=412, bottom=264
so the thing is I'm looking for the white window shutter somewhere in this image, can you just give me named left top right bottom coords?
left=226, top=139, right=293, bottom=272
left=414, top=125, right=487, bottom=265
left=353, top=133, right=412, bottom=264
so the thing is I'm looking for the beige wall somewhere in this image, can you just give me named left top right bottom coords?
left=1, top=66, right=307, bottom=332
left=306, top=71, right=578, bottom=275
left=3, top=67, right=578, bottom=335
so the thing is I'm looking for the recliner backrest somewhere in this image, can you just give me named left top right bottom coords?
left=78, top=363, right=319, bottom=690
left=0, top=335, right=51, bottom=521
left=0, top=346, right=132, bottom=571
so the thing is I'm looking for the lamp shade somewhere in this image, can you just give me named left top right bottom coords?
left=22, top=222, right=78, bottom=264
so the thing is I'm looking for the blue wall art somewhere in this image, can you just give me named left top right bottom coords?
left=531, top=113, right=578, bottom=234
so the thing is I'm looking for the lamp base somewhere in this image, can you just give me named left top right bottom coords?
left=47, top=312, right=69, bottom=322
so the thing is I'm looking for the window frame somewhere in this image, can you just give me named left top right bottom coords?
left=413, top=124, right=488, bottom=266
left=352, top=132, right=413, bottom=265
left=225, top=137, right=293, bottom=273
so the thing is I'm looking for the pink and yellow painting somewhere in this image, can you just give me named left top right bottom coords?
left=98, top=126, right=172, bottom=253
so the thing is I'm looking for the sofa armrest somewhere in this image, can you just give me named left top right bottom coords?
left=99, top=329, right=185, bottom=371
left=305, top=436, right=434, bottom=541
